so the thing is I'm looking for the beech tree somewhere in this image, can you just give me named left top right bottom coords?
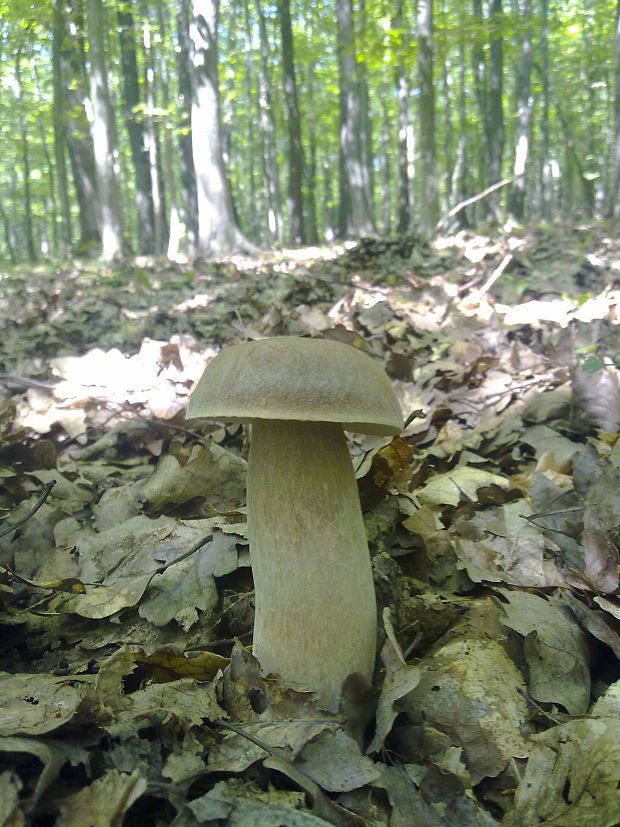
left=417, top=0, right=438, bottom=235
left=337, top=0, right=373, bottom=237
left=85, top=0, right=124, bottom=260
left=190, top=0, right=248, bottom=257
left=118, top=8, right=155, bottom=254
left=278, top=0, right=305, bottom=243
left=509, top=0, right=533, bottom=220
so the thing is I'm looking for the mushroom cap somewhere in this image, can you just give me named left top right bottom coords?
left=187, top=336, right=403, bottom=436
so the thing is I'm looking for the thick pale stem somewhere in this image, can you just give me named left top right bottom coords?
left=247, top=420, right=377, bottom=711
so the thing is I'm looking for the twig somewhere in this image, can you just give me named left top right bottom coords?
left=471, top=252, right=514, bottom=298
left=434, top=177, right=514, bottom=234
left=516, top=687, right=563, bottom=725
left=0, top=480, right=56, bottom=538
left=152, top=533, right=214, bottom=574
left=212, top=719, right=361, bottom=827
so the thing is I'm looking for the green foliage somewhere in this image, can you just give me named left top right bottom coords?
left=0, top=0, right=618, bottom=261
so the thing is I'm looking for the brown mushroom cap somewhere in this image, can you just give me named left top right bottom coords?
left=187, top=336, right=403, bottom=436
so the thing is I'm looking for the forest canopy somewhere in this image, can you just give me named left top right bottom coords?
left=0, top=0, right=618, bottom=264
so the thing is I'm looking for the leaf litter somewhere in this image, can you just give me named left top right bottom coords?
left=1, top=223, right=620, bottom=824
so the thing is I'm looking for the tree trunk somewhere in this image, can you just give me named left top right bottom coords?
left=278, top=0, right=305, bottom=243
left=508, top=0, right=533, bottom=220
left=242, top=0, right=259, bottom=241
left=52, top=0, right=73, bottom=254
left=449, top=25, right=468, bottom=226
left=610, top=0, right=620, bottom=218
left=14, top=48, right=37, bottom=262
left=417, top=0, right=438, bottom=235
left=358, top=0, right=374, bottom=228
left=380, top=99, right=392, bottom=233
left=118, top=9, right=155, bottom=254
left=472, top=0, right=487, bottom=210
left=540, top=0, right=552, bottom=218
left=142, top=8, right=166, bottom=253
left=190, top=0, right=248, bottom=257
left=154, top=2, right=181, bottom=259
left=337, top=0, right=373, bottom=238
left=305, top=121, right=319, bottom=243
left=255, top=0, right=284, bottom=244
left=176, top=0, right=199, bottom=256
left=85, top=0, right=124, bottom=260
left=56, top=0, right=100, bottom=254
left=487, top=0, right=504, bottom=219
left=393, top=0, right=412, bottom=233
left=33, top=61, right=59, bottom=256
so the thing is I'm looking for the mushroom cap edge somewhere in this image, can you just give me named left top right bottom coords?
left=187, top=336, right=403, bottom=436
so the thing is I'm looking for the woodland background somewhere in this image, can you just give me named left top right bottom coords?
left=1, top=0, right=619, bottom=263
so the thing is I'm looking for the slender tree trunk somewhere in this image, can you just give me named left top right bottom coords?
left=0, top=200, right=16, bottom=264
left=488, top=0, right=504, bottom=218
left=306, top=122, right=319, bottom=243
left=380, top=98, right=392, bottom=233
left=449, top=25, right=468, bottom=226
left=154, top=3, right=181, bottom=259
left=472, top=0, right=487, bottom=209
left=336, top=0, right=373, bottom=237
left=278, top=0, right=305, bottom=243
left=190, top=0, right=249, bottom=256
left=15, top=48, right=37, bottom=262
left=508, top=0, right=532, bottom=220
left=142, top=9, right=166, bottom=253
left=242, top=0, right=259, bottom=241
left=417, top=0, right=438, bottom=235
left=85, top=0, right=124, bottom=260
left=33, top=61, right=59, bottom=256
left=176, top=0, right=199, bottom=256
left=539, top=0, right=552, bottom=217
left=442, top=58, right=454, bottom=187
left=52, top=0, right=72, bottom=254
left=255, top=0, right=283, bottom=244
left=57, top=0, right=100, bottom=254
left=393, top=0, right=412, bottom=233
left=358, top=0, right=374, bottom=228
left=118, top=9, right=155, bottom=254
left=610, top=0, right=620, bottom=218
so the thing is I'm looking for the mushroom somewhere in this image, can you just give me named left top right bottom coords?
left=187, top=336, right=403, bottom=710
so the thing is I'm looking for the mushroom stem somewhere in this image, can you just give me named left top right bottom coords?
left=247, top=419, right=377, bottom=711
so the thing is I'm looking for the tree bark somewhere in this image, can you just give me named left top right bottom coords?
left=52, top=0, right=73, bottom=254
left=610, top=0, right=620, bottom=218
left=508, top=0, right=532, bottom=220
left=14, top=48, right=37, bottom=262
left=540, top=0, right=552, bottom=218
left=278, top=0, right=305, bottom=243
left=487, top=0, right=504, bottom=218
left=190, top=0, right=249, bottom=257
left=417, top=0, right=439, bottom=235
left=255, top=0, right=284, bottom=244
left=142, top=8, right=167, bottom=253
left=337, top=0, right=373, bottom=238
left=118, top=9, right=155, bottom=254
left=393, top=0, right=412, bottom=233
left=176, top=0, right=199, bottom=256
left=448, top=25, right=468, bottom=227
left=56, top=0, right=100, bottom=254
left=85, top=0, right=124, bottom=260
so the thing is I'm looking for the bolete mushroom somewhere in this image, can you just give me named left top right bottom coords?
left=187, top=336, right=403, bottom=710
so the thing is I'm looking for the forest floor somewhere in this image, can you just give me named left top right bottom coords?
left=1, top=220, right=620, bottom=826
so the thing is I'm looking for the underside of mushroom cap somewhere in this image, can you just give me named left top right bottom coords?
left=187, top=336, right=403, bottom=436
